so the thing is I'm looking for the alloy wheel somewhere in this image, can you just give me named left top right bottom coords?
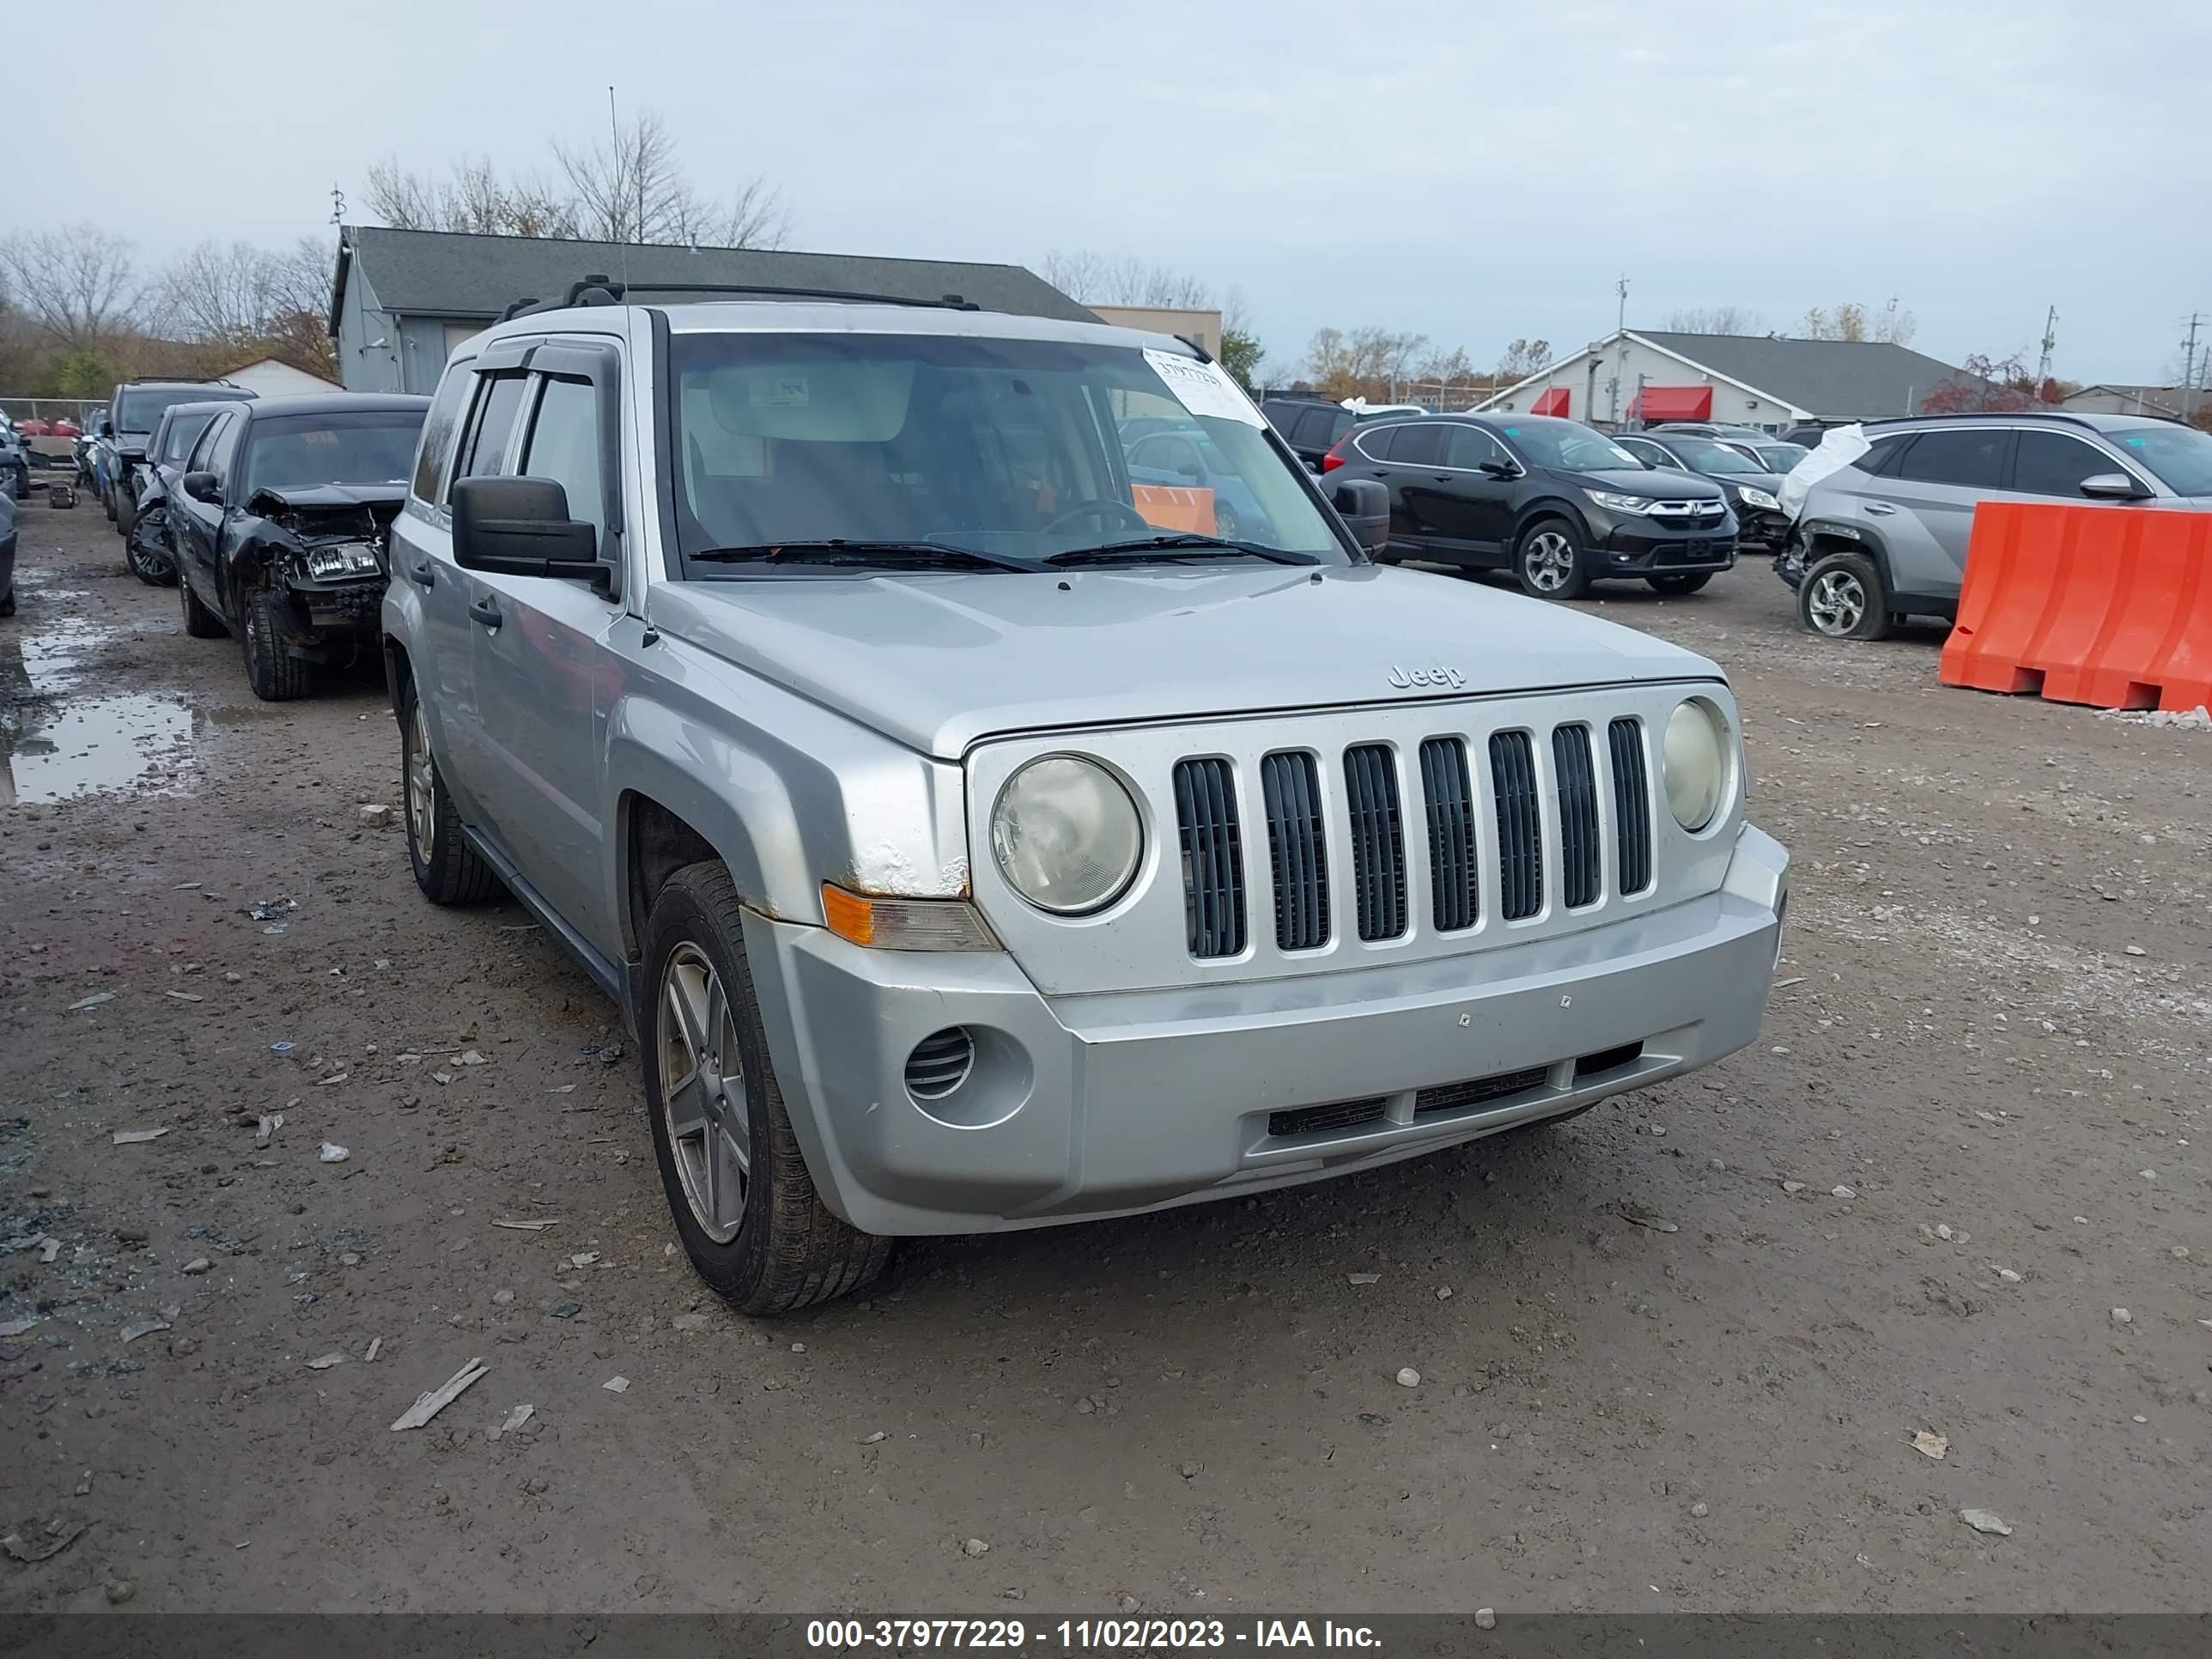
left=1807, top=569, right=1867, bottom=635
left=657, top=943, right=753, bottom=1243
left=1523, top=531, right=1574, bottom=592
left=405, top=700, right=436, bottom=862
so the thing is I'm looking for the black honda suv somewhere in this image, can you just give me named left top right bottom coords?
left=1321, top=413, right=1736, bottom=598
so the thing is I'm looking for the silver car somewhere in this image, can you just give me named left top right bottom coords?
left=382, top=287, right=1789, bottom=1313
left=1782, top=412, right=2212, bottom=640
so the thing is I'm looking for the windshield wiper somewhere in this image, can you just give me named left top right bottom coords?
left=1044, top=534, right=1319, bottom=568
left=687, top=540, right=1044, bottom=574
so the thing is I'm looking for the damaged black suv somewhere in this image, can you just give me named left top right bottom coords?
left=172, top=393, right=430, bottom=700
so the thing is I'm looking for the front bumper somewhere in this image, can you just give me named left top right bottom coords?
left=1733, top=507, right=1790, bottom=552
left=747, top=824, right=1790, bottom=1237
left=1592, top=515, right=1738, bottom=574
left=274, top=572, right=388, bottom=659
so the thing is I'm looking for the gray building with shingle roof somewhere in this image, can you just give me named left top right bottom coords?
left=1477, top=328, right=1980, bottom=430
left=329, top=225, right=1098, bottom=394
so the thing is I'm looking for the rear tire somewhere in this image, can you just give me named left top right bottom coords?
left=1646, top=572, right=1712, bottom=595
left=640, top=862, right=890, bottom=1316
left=241, top=586, right=313, bottom=701
left=179, top=571, right=227, bottom=639
left=400, top=678, right=501, bottom=905
left=1798, top=550, right=1893, bottom=641
left=1516, top=517, right=1593, bottom=599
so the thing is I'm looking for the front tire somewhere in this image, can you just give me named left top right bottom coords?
left=113, top=479, right=137, bottom=538
left=125, top=509, right=178, bottom=586
left=1646, top=572, right=1712, bottom=595
left=1798, top=550, right=1893, bottom=641
left=399, top=678, right=501, bottom=905
left=640, top=862, right=890, bottom=1316
left=241, top=586, right=313, bottom=701
left=1516, top=517, right=1592, bottom=599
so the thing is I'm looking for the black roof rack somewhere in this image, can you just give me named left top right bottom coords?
left=1866, top=409, right=2148, bottom=431
left=497, top=275, right=982, bottom=323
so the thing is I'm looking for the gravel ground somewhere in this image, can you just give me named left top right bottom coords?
left=2, top=502, right=2206, bottom=1615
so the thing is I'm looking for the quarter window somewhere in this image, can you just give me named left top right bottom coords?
left=2010, top=430, right=2129, bottom=497
left=519, top=375, right=607, bottom=549
left=1893, top=429, right=2007, bottom=489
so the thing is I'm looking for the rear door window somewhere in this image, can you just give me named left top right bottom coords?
left=2009, top=429, right=2130, bottom=496
left=1382, top=425, right=1446, bottom=465
left=452, top=372, right=529, bottom=488
left=1893, top=429, right=2008, bottom=489
left=410, top=358, right=477, bottom=506
left=1445, top=426, right=1511, bottom=471
left=1291, top=407, right=1338, bottom=448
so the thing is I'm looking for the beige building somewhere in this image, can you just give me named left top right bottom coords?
left=1090, top=306, right=1222, bottom=356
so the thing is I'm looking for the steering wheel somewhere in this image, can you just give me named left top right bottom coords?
left=1042, top=499, right=1154, bottom=536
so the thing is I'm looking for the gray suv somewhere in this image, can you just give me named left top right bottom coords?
left=383, top=284, right=1789, bottom=1313
left=1781, top=412, right=2212, bottom=640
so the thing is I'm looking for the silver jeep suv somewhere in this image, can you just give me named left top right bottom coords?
left=382, top=283, right=1790, bottom=1313
left=1781, top=411, right=2212, bottom=640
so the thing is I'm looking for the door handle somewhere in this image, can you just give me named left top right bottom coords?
left=1863, top=502, right=1898, bottom=516
left=468, top=596, right=502, bottom=630
left=405, top=558, right=436, bottom=588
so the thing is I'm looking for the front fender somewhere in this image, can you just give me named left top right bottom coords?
left=605, top=635, right=970, bottom=956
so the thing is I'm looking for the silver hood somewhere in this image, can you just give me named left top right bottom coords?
left=650, top=564, right=1723, bottom=758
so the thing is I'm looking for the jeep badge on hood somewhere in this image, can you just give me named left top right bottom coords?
left=1387, top=665, right=1467, bottom=691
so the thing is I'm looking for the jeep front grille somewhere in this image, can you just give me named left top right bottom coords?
left=1490, top=730, right=1544, bottom=921
left=1170, top=717, right=1656, bottom=959
left=1342, top=744, right=1407, bottom=941
left=1608, top=717, right=1654, bottom=896
left=1173, top=757, right=1247, bottom=959
left=1260, top=750, right=1329, bottom=951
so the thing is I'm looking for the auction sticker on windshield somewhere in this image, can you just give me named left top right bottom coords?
left=1143, top=349, right=1263, bottom=427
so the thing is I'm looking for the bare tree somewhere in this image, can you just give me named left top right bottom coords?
left=1304, top=326, right=1430, bottom=400
left=1798, top=301, right=1915, bottom=344
left=1496, top=337, right=1553, bottom=381
left=1041, top=249, right=1215, bottom=309
left=1661, top=306, right=1765, bottom=335
left=361, top=108, right=787, bottom=249
left=0, top=224, right=143, bottom=349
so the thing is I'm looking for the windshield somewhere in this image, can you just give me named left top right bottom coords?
left=1664, top=436, right=1766, bottom=474
left=1754, top=442, right=1809, bottom=471
left=666, top=331, right=1346, bottom=571
left=1494, top=418, right=1644, bottom=473
left=117, top=386, right=250, bottom=436
left=2110, top=424, right=2212, bottom=496
left=242, top=410, right=427, bottom=497
left=158, top=411, right=216, bottom=465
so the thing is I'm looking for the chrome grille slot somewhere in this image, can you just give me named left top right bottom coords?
left=1552, top=724, right=1601, bottom=909
left=1419, top=737, right=1478, bottom=933
left=1489, top=730, right=1543, bottom=921
left=1608, top=717, right=1653, bottom=896
left=1260, top=750, right=1330, bottom=951
left=1341, top=744, right=1407, bottom=941
left=1173, top=757, right=1246, bottom=958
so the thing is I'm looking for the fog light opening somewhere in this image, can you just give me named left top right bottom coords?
left=904, top=1027, right=975, bottom=1103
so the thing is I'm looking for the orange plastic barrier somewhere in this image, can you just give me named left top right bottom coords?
left=1130, top=483, right=1216, bottom=535
left=1939, top=502, right=2212, bottom=713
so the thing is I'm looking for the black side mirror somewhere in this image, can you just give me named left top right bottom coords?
left=452, top=475, right=600, bottom=578
left=181, top=471, right=220, bottom=504
left=1330, top=477, right=1389, bottom=555
left=1478, top=459, right=1519, bottom=480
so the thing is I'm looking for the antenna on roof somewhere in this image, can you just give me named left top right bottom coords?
left=609, top=85, right=631, bottom=291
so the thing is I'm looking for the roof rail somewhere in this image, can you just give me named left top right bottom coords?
left=1867, top=409, right=2098, bottom=429
left=496, top=275, right=983, bottom=323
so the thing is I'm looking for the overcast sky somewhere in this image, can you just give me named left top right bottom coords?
left=26, top=0, right=2209, bottom=385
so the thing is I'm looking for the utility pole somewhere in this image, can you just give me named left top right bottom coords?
left=2034, top=306, right=2057, bottom=392
left=2184, top=313, right=2204, bottom=423
left=1616, top=275, right=1630, bottom=337
left=329, top=185, right=346, bottom=227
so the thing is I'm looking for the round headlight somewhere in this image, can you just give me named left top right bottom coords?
left=990, top=757, right=1143, bottom=915
left=1662, top=699, right=1729, bottom=830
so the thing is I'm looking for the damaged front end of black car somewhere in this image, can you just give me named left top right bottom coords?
left=237, top=483, right=406, bottom=696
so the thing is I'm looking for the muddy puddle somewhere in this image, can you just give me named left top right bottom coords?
left=1, top=604, right=203, bottom=805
